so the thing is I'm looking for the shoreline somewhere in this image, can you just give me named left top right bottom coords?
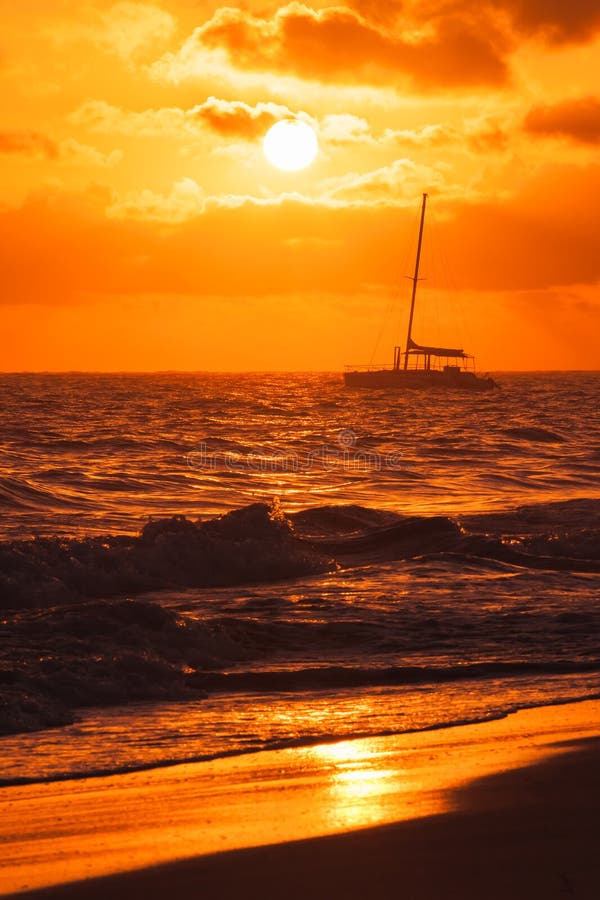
left=3, top=687, right=600, bottom=789
left=2, top=698, right=599, bottom=898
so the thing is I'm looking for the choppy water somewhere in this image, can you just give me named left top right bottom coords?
left=0, top=372, right=598, bottom=538
left=0, top=372, right=599, bottom=784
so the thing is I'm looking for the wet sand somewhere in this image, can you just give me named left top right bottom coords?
left=2, top=699, right=599, bottom=899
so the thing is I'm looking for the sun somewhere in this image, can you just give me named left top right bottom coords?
left=263, top=119, right=318, bottom=172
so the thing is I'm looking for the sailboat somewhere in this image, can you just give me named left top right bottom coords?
left=344, top=193, right=498, bottom=391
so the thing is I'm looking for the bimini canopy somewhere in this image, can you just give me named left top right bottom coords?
left=407, top=338, right=466, bottom=358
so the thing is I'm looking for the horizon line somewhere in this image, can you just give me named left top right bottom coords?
left=0, top=368, right=599, bottom=376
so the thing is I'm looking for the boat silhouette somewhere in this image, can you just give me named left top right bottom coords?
left=344, top=193, right=498, bottom=391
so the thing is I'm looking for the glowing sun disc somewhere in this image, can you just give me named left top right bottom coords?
left=263, top=120, right=318, bottom=171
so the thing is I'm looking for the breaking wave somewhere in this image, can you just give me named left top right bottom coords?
left=0, top=502, right=333, bottom=610
left=2, top=498, right=599, bottom=613
left=1, top=497, right=599, bottom=737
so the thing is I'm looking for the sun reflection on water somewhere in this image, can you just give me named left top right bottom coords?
left=306, top=739, right=413, bottom=830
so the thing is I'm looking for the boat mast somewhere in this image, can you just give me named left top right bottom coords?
left=404, top=192, right=427, bottom=370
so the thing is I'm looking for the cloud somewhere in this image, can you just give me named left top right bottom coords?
left=155, top=3, right=509, bottom=90
left=55, top=2, right=175, bottom=61
left=0, top=130, right=122, bottom=167
left=60, top=139, right=123, bottom=168
left=319, top=114, right=374, bottom=145
left=108, top=177, right=205, bottom=222
left=71, top=99, right=196, bottom=137
left=345, top=0, right=600, bottom=46
left=74, top=96, right=505, bottom=160
left=0, top=130, right=59, bottom=159
left=463, top=117, right=509, bottom=153
left=106, top=183, right=331, bottom=224
left=345, top=0, right=404, bottom=26
left=319, top=113, right=508, bottom=154
left=382, top=124, right=458, bottom=147
left=320, top=158, right=447, bottom=203
left=523, top=96, right=600, bottom=145
left=105, top=145, right=510, bottom=225
left=105, top=158, right=454, bottom=224
left=494, top=0, right=600, bottom=44
left=71, top=97, right=296, bottom=140
left=3, top=163, right=600, bottom=314
left=368, top=0, right=600, bottom=45
left=320, top=115, right=452, bottom=149
left=195, top=96, right=292, bottom=139
left=71, top=96, right=508, bottom=159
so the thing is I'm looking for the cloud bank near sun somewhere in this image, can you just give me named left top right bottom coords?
left=0, top=0, right=599, bottom=370
left=154, top=3, right=510, bottom=89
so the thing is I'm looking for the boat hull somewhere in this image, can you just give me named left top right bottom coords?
left=344, top=369, right=497, bottom=391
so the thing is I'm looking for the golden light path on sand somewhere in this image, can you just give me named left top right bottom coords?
left=1, top=700, right=599, bottom=896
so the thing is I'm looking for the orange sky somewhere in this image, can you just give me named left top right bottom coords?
left=1, top=0, right=599, bottom=371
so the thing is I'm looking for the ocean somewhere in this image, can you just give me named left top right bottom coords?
left=1, top=372, right=599, bottom=785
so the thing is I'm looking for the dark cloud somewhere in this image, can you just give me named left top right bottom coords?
left=524, top=96, right=600, bottom=144
left=345, top=0, right=600, bottom=45
left=497, top=0, right=600, bottom=44
left=71, top=97, right=294, bottom=142
left=193, top=5, right=509, bottom=89
left=193, top=97, right=288, bottom=138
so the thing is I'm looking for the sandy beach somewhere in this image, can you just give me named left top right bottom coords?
left=2, top=698, right=599, bottom=899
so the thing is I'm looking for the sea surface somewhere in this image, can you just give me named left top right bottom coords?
left=0, top=372, right=599, bottom=784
